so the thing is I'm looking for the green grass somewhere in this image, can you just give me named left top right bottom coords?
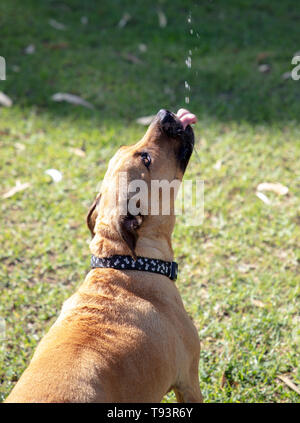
left=0, top=0, right=300, bottom=402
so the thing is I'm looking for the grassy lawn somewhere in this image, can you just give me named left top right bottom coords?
left=0, top=0, right=299, bottom=402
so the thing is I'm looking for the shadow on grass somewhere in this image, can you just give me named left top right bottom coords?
left=0, top=0, right=300, bottom=124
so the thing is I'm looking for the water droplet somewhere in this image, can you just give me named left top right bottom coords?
left=185, top=81, right=191, bottom=91
left=185, top=56, right=192, bottom=68
left=190, top=29, right=194, bottom=35
left=185, top=97, right=190, bottom=104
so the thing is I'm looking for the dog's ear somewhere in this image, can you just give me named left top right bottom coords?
left=118, top=214, right=143, bottom=260
left=87, top=193, right=101, bottom=237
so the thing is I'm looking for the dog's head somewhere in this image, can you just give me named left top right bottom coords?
left=87, top=109, right=195, bottom=260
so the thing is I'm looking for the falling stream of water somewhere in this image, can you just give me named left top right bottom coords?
left=185, top=14, right=193, bottom=105
left=184, top=11, right=201, bottom=107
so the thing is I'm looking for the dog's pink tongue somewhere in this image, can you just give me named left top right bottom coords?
left=176, top=108, right=197, bottom=130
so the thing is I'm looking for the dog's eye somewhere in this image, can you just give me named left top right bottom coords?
left=141, top=152, right=151, bottom=168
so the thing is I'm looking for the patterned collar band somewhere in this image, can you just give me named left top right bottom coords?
left=91, top=255, right=178, bottom=281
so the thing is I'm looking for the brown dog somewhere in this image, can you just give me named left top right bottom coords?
left=5, top=109, right=203, bottom=403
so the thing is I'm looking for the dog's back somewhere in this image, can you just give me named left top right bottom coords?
left=6, top=269, right=199, bottom=402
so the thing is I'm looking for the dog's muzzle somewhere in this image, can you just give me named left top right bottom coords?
left=156, top=109, right=195, bottom=172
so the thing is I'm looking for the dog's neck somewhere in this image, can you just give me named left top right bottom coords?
left=89, top=223, right=174, bottom=262
left=135, top=235, right=174, bottom=261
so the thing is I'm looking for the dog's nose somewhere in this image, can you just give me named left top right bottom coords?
left=157, top=109, right=176, bottom=125
left=157, top=109, right=182, bottom=137
left=157, top=109, right=177, bottom=126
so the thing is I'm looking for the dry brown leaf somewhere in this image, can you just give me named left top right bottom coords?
left=51, top=93, right=94, bottom=109
left=123, top=53, right=143, bottom=64
left=45, top=169, right=62, bottom=183
left=118, top=13, right=131, bottom=28
left=0, top=92, right=13, bottom=107
left=220, top=372, right=227, bottom=388
left=220, top=372, right=239, bottom=389
left=43, top=42, right=69, bottom=50
left=257, top=182, right=289, bottom=196
left=49, top=19, right=66, bottom=31
left=256, top=191, right=271, bottom=205
left=213, top=159, right=222, bottom=170
left=258, top=64, right=271, bottom=73
left=2, top=181, right=31, bottom=199
left=251, top=299, right=266, bottom=308
left=138, top=43, right=147, bottom=53
left=14, top=142, right=25, bottom=151
left=70, top=147, right=86, bottom=157
left=136, top=115, right=155, bottom=125
left=157, top=9, right=167, bottom=28
left=24, top=44, right=35, bottom=54
left=0, top=129, right=10, bottom=136
left=238, top=263, right=252, bottom=273
left=277, top=375, right=300, bottom=395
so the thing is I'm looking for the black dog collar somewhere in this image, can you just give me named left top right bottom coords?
left=91, top=255, right=178, bottom=281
